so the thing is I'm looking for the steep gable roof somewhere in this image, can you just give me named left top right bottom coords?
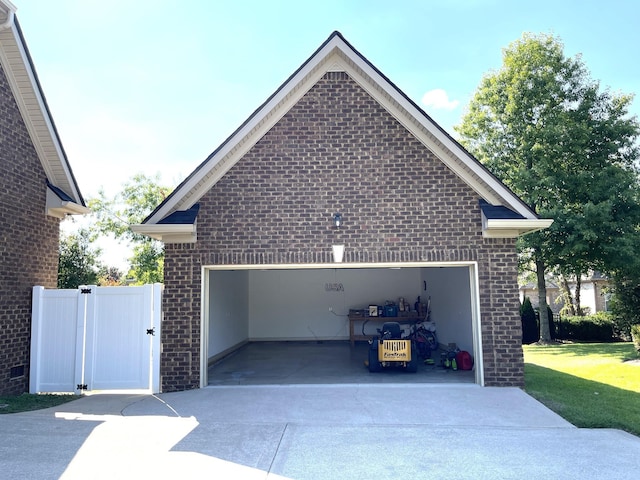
left=0, top=1, right=88, bottom=218
left=133, top=31, right=551, bottom=241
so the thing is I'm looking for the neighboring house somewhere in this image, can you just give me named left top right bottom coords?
left=520, top=273, right=610, bottom=315
left=132, top=31, right=552, bottom=391
left=519, top=281, right=562, bottom=314
left=0, top=1, right=88, bottom=395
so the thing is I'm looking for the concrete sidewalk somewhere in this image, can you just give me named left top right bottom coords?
left=1, top=385, right=639, bottom=479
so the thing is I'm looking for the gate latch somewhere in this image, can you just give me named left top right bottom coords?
left=146, top=328, right=155, bottom=336
left=77, top=384, right=87, bottom=391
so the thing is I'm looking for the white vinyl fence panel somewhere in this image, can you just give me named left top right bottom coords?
left=30, top=284, right=162, bottom=394
left=29, top=289, right=81, bottom=393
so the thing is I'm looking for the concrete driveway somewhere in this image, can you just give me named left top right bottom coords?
left=1, top=385, right=639, bottom=479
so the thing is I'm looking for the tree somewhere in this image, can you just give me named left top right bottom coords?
left=98, top=266, right=124, bottom=286
left=89, top=173, right=171, bottom=285
left=129, top=242, right=164, bottom=284
left=456, top=33, right=640, bottom=343
left=609, top=275, right=640, bottom=339
left=607, top=227, right=640, bottom=338
left=520, top=297, right=538, bottom=344
left=58, top=228, right=102, bottom=288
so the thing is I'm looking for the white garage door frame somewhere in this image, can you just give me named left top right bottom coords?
left=199, top=261, right=484, bottom=387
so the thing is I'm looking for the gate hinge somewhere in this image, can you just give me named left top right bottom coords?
left=77, top=384, right=88, bottom=390
left=80, top=288, right=92, bottom=294
left=146, top=328, right=155, bottom=336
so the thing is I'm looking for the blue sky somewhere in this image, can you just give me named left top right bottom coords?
left=16, top=0, right=640, bottom=198
left=13, top=0, right=640, bottom=267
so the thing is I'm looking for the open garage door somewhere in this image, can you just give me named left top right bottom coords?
left=201, top=262, right=483, bottom=386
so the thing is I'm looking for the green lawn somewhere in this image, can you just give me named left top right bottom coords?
left=523, top=342, right=640, bottom=436
left=0, top=393, right=79, bottom=414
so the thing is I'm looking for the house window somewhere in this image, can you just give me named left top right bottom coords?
left=603, top=292, right=612, bottom=312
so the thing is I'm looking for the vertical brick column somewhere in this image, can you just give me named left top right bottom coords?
left=161, top=244, right=201, bottom=391
left=479, top=240, right=524, bottom=386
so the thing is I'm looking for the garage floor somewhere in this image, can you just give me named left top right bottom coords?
left=207, top=341, right=476, bottom=386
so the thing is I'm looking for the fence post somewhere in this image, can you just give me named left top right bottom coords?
left=151, top=283, right=163, bottom=393
left=29, top=286, right=44, bottom=393
left=74, top=285, right=96, bottom=393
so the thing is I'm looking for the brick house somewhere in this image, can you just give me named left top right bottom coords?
left=520, top=272, right=610, bottom=315
left=0, top=1, right=88, bottom=395
left=133, top=32, right=552, bottom=392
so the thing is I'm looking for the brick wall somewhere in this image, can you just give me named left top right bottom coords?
left=162, top=71, right=523, bottom=390
left=0, top=64, right=60, bottom=395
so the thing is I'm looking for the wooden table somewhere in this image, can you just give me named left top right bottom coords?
left=348, top=314, right=424, bottom=346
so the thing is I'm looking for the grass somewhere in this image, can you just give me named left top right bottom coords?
left=523, top=342, right=640, bottom=437
left=0, top=393, right=79, bottom=414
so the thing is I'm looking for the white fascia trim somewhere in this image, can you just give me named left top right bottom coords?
left=46, top=202, right=91, bottom=219
left=45, top=187, right=90, bottom=218
left=130, top=223, right=197, bottom=243
left=482, top=218, right=554, bottom=238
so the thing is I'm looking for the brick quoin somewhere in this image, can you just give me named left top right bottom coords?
left=161, top=72, right=524, bottom=391
left=0, top=64, right=61, bottom=396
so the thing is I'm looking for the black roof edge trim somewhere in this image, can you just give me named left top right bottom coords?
left=479, top=199, right=526, bottom=220
left=47, top=180, right=74, bottom=203
left=158, top=203, right=200, bottom=225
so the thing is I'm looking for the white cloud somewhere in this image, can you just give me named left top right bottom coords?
left=421, top=89, right=460, bottom=111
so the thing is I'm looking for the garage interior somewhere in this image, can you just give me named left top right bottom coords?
left=204, top=264, right=480, bottom=386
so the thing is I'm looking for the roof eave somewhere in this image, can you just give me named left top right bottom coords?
left=482, top=219, right=554, bottom=238
left=47, top=201, right=91, bottom=219
left=45, top=185, right=90, bottom=218
left=130, top=224, right=197, bottom=243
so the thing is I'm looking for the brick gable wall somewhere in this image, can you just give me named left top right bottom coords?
left=0, top=64, right=60, bottom=395
left=162, top=71, right=523, bottom=390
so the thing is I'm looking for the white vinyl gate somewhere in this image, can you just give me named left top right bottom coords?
left=29, top=284, right=162, bottom=394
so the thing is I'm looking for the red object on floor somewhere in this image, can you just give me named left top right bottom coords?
left=456, top=351, right=473, bottom=370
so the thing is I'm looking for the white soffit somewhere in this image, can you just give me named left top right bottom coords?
left=482, top=218, right=554, bottom=238
left=130, top=223, right=197, bottom=243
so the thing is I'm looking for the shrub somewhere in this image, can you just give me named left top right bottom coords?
left=609, top=276, right=640, bottom=340
left=520, top=297, right=538, bottom=344
left=557, top=312, right=615, bottom=342
left=632, top=325, right=640, bottom=354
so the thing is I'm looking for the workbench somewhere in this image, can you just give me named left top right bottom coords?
left=348, top=314, right=424, bottom=346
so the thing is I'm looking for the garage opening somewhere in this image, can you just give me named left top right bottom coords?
left=201, top=262, right=482, bottom=386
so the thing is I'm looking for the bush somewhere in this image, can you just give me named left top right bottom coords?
left=632, top=325, right=640, bottom=354
left=557, top=312, right=615, bottom=342
left=520, top=297, right=538, bottom=344
left=609, top=276, right=640, bottom=340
